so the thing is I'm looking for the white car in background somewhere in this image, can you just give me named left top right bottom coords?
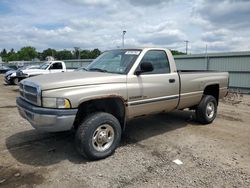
left=15, top=61, right=74, bottom=84
left=4, top=65, right=40, bottom=85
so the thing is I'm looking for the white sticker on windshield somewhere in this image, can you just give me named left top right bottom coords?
left=125, top=51, right=140, bottom=55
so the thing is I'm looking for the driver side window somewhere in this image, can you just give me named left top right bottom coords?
left=139, top=50, right=170, bottom=74
left=50, top=62, right=63, bottom=70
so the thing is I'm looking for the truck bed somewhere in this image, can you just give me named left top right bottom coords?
left=177, top=70, right=229, bottom=109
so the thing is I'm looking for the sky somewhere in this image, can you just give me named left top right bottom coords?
left=0, top=0, right=250, bottom=54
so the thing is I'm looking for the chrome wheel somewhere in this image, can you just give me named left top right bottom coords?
left=13, top=78, right=19, bottom=85
left=206, top=101, right=215, bottom=119
left=92, top=124, right=114, bottom=152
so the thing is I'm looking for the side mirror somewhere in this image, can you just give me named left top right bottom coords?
left=135, top=62, right=154, bottom=75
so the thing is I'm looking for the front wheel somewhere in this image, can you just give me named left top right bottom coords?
left=196, top=95, right=217, bottom=124
left=13, top=78, right=19, bottom=85
left=75, top=112, right=122, bottom=160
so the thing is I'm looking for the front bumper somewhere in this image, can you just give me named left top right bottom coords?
left=16, top=97, right=78, bottom=132
left=4, top=75, right=12, bottom=84
left=4, top=77, right=10, bottom=84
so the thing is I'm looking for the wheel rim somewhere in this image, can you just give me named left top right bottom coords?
left=92, top=124, right=114, bottom=152
left=14, top=78, right=19, bottom=85
left=206, top=101, right=215, bottom=119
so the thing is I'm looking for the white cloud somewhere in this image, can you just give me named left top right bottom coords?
left=63, top=0, right=112, bottom=6
left=0, top=0, right=250, bottom=54
left=201, top=29, right=229, bottom=42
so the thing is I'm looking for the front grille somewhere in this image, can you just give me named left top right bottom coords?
left=24, top=85, right=37, bottom=93
left=19, top=81, right=41, bottom=106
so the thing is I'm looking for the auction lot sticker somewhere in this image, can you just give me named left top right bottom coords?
left=125, top=51, right=140, bottom=55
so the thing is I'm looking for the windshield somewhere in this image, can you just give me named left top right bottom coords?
left=39, top=63, right=50, bottom=70
left=86, top=49, right=141, bottom=74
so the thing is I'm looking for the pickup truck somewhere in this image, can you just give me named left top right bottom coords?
left=16, top=48, right=229, bottom=160
left=15, top=61, right=73, bottom=83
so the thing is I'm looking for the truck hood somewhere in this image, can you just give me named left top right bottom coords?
left=5, top=70, right=16, bottom=76
left=24, top=71, right=127, bottom=90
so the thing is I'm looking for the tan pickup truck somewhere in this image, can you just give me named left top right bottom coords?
left=16, top=48, right=229, bottom=160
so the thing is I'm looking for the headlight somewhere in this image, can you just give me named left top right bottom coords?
left=42, top=97, right=71, bottom=108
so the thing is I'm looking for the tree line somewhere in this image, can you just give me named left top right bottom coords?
left=0, top=47, right=101, bottom=62
left=0, top=46, right=185, bottom=62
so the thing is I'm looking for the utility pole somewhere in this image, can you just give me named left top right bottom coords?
left=74, top=47, right=80, bottom=59
left=184, top=40, right=189, bottom=55
left=122, top=30, right=126, bottom=48
left=205, top=44, right=209, bottom=70
left=78, top=48, right=81, bottom=59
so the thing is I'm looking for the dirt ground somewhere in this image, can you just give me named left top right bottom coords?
left=0, top=74, right=250, bottom=188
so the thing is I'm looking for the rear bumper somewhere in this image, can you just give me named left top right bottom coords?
left=16, top=97, right=78, bottom=132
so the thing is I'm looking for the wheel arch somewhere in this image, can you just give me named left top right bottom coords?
left=203, top=84, right=219, bottom=104
left=73, top=96, right=127, bottom=131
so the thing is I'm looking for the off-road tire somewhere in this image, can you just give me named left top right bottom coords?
left=196, top=95, right=217, bottom=124
left=75, top=112, right=121, bottom=160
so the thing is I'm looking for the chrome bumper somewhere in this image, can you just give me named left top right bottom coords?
left=16, top=97, right=78, bottom=132
left=4, top=76, right=11, bottom=84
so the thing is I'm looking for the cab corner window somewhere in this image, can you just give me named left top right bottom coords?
left=139, top=50, right=170, bottom=74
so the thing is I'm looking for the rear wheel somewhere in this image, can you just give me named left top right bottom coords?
left=75, top=112, right=121, bottom=160
left=196, top=95, right=217, bottom=124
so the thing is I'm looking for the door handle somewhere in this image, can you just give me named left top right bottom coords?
left=169, top=79, right=175, bottom=83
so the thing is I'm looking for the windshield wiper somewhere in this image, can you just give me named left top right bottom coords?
left=88, top=68, right=108, bottom=73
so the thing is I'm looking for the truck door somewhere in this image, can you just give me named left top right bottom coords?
left=49, top=62, right=64, bottom=73
left=127, top=50, right=179, bottom=118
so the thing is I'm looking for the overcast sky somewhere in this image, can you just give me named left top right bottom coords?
left=0, top=0, right=250, bottom=54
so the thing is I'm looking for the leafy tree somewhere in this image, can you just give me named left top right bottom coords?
left=80, top=49, right=101, bottom=59
left=17, top=46, right=38, bottom=61
left=0, top=47, right=102, bottom=61
left=37, top=52, right=43, bottom=60
left=41, top=48, right=57, bottom=60
left=80, top=50, right=90, bottom=59
left=7, top=49, right=18, bottom=61
left=1, top=49, right=8, bottom=61
left=1, top=49, right=7, bottom=56
left=56, top=50, right=73, bottom=60
left=171, top=50, right=185, bottom=55
left=89, top=48, right=101, bottom=59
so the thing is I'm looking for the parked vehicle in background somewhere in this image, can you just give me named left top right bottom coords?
left=15, top=61, right=74, bottom=82
left=16, top=48, right=229, bottom=160
left=0, top=65, right=15, bottom=74
left=4, top=65, right=40, bottom=85
left=75, top=66, right=88, bottom=71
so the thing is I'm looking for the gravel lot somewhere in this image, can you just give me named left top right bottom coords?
left=0, top=74, right=250, bottom=188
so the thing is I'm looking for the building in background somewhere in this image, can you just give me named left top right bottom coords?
left=175, top=51, right=250, bottom=93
